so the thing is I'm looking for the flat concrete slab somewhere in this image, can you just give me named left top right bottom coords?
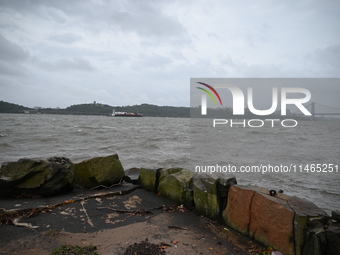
left=0, top=184, right=265, bottom=255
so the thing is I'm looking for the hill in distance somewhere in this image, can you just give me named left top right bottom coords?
left=0, top=101, right=190, bottom=118
left=0, top=101, right=31, bottom=113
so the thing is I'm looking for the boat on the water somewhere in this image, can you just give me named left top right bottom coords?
left=111, top=109, right=143, bottom=117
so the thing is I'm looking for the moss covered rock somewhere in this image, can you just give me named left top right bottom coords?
left=74, top=154, right=124, bottom=188
left=138, top=167, right=188, bottom=194
left=139, top=168, right=158, bottom=192
left=0, top=157, right=74, bottom=196
left=157, top=169, right=194, bottom=207
left=193, top=175, right=220, bottom=220
left=158, top=167, right=183, bottom=181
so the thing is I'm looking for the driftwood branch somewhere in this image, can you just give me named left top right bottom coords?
left=0, top=185, right=141, bottom=227
left=168, top=225, right=189, bottom=231
left=96, top=206, right=153, bottom=217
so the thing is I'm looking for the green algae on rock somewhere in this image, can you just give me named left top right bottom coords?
left=139, top=168, right=159, bottom=192
left=0, top=157, right=74, bottom=197
left=74, top=154, right=124, bottom=188
left=193, top=175, right=220, bottom=221
left=158, top=169, right=194, bottom=208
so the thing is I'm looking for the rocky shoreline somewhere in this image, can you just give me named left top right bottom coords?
left=1, top=154, right=339, bottom=255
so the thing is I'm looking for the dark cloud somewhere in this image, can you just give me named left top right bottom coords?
left=0, top=34, right=29, bottom=62
left=0, top=0, right=44, bottom=12
left=0, top=34, right=29, bottom=76
left=1, top=0, right=188, bottom=39
left=0, top=0, right=339, bottom=108
left=0, top=61, right=28, bottom=76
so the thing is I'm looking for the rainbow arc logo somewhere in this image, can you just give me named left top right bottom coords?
left=196, top=82, right=223, bottom=115
left=196, top=82, right=223, bottom=109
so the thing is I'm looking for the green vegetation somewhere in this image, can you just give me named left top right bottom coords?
left=51, top=244, right=99, bottom=255
left=0, top=101, right=30, bottom=113
left=0, top=101, right=190, bottom=117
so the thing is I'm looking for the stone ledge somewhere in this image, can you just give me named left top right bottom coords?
left=1, top=157, right=338, bottom=255
left=138, top=167, right=336, bottom=255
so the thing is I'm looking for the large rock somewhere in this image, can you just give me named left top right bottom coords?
left=222, top=185, right=254, bottom=235
left=216, top=175, right=237, bottom=213
left=0, top=157, right=74, bottom=197
left=193, top=174, right=237, bottom=220
left=193, top=175, right=220, bottom=220
left=223, top=185, right=328, bottom=255
left=331, top=210, right=340, bottom=222
left=138, top=168, right=185, bottom=193
left=157, top=169, right=194, bottom=207
left=139, top=168, right=159, bottom=192
left=302, top=217, right=340, bottom=255
left=74, top=154, right=124, bottom=188
left=158, top=167, right=183, bottom=181
left=124, top=168, right=141, bottom=184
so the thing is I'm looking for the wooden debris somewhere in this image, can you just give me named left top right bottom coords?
left=12, top=217, right=39, bottom=229
left=0, top=185, right=141, bottom=227
left=168, top=225, right=189, bottom=231
left=96, top=206, right=154, bottom=217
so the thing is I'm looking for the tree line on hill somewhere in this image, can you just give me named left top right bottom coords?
left=0, top=100, right=313, bottom=119
left=0, top=101, right=190, bottom=117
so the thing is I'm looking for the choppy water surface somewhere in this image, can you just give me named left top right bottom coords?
left=0, top=113, right=339, bottom=213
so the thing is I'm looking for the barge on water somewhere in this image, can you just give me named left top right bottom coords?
left=111, top=109, right=143, bottom=117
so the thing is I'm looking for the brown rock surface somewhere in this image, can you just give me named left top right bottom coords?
left=223, top=185, right=254, bottom=235
left=223, top=185, right=328, bottom=255
left=250, top=191, right=295, bottom=255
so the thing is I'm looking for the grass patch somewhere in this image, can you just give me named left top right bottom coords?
left=51, top=244, right=99, bottom=255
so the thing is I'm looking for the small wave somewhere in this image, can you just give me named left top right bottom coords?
left=142, top=143, right=162, bottom=150
left=0, top=134, right=8, bottom=137
left=98, top=145, right=116, bottom=150
left=318, top=189, right=340, bottom=197
left=0, top=143, right=14, bottom=148
left=148, top=137, right=166, bottom=142
left=39, top=137, right=58, bottom=142
left=77, top=125, right=100, bottom=130
left=102, top=126, right=118, bottom=130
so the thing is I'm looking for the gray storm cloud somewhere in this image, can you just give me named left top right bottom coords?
left=0, top=0, right=339, bottom=108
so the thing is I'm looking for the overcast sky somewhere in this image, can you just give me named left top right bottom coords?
left=0, top=0, right=339, bottom=108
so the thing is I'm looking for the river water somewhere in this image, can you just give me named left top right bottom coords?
left=0, top=113, right=339, bottom=213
